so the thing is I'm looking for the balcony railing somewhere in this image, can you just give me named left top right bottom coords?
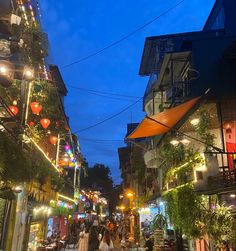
left=195, top=153, right=236, bottom=193
left=163, top=80, right=191, bottom=104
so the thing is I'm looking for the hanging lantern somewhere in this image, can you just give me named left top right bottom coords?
left=49, top=135, right=58, bottom=145
left=28, top=121, right=35, bottom=127
left=8, top=105, right=18, bottom=116
left=30, top=102, right=42, bottom=115
left=40, top=118, right=51, bottom=129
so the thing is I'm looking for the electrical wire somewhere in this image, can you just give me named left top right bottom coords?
left=68, top=86, right=141, bottom=102
left=68, top=86, right=141, bottom=99
left=61, top=0, right=185, bottom=69
left=73, top=97, right=142, bottom=133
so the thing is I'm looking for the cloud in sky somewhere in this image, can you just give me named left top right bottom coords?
left=40, top=0, right=215, bottom=183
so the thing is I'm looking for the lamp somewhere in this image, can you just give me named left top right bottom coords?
left=170, top=139, right=179, bottom=146
left=23, top=67, right=34, bottom=80
left=190, top=118, right=200, bottom=126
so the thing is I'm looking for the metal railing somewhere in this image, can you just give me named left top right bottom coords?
left=205, top=152, right=236, bottom=191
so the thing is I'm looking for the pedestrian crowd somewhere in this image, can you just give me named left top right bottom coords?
left=74, top=218, right=119, bottom=251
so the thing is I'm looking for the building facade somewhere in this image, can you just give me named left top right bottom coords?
left=127, top=0, right=236, bottom=250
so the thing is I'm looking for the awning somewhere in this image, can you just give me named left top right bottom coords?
left=127, top=97, right=200, bottom=139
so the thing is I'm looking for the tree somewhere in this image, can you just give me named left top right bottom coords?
left=80, top=164, right=113, bottom=193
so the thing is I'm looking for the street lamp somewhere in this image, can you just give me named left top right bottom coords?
left=126, top=192, right=134, bottom=198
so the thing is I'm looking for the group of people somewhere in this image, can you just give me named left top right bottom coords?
left=76, top=219, right=115, bottom=251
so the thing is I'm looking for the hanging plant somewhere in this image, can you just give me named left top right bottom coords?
left=195, top=110, right=215, bottom=151
left=0, top=132, right=32, bottom=185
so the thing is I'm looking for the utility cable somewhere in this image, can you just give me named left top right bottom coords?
left=68, top=85, right=141, bottom=99
left=74, top=97, right=142, bottom=133
left=61, top=0, right=185, bottom=69
left=68, top=86, right=141, bottom=102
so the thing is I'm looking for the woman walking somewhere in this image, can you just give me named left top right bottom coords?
left=99, top=229, right=114, bottom=251
left=76, top=225, right=90, bottom=251
left=88, top=221, right=100, bottom=251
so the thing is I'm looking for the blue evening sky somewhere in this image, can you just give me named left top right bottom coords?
left=40, top=0, right=215, bottom=184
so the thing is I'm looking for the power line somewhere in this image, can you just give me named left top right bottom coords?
left=74, top=97, right=142, bottom=133
left=68, top=86, right=141, bottom=99
left=61, top=0, right=185, bottom=69
left=68, top=85, right=141, bottom=102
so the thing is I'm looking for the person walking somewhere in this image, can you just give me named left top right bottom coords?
left=99, top=229, right=114, bottom=251
left=88, top=221, right=100, bottom=251
left=76, top=224, right=90, bottom=251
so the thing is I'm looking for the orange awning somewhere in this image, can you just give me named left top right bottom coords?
left=127, top=97, right=200, bottom=139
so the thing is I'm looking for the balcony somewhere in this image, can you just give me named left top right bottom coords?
left=163, top=80, right=191, bottom=105
left=195, top=153, right=236, bottom=194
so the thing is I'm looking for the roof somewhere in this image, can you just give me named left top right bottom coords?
left=139, top=30, right=225, bottom=76
left=203, top=0, right=223, bottom=31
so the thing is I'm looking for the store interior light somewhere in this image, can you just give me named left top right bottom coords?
left=181, top=138, right=190, bottom=145
left=190, top=118, right=200, bottom=126
left=230, top=194, right=236, bottom=198
left=12, top=186, right=22, bottom=193
left=170, top=139, right=179, bottom=146
left=0, top=65, right=7, bottom=74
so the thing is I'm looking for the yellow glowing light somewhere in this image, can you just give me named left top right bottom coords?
left=58, top=194, right=75, bottom=203
left=30, top=138, right=59, bottom=172
left=24, top=68, right=34, bottom=79
left=126, top=192, right=134, bottom=197
left=181, top=138, right=190, bottom=145
left=119, top=205, right=125, bottom=210
left=25, top=81, right=32, bottom=125
left=0, top=66, right=7, bottom=74
left=170, top=139, right=179, bottom=146
left=139, top=207, right=151, bottom=213
left=190, top=118, right=200, bottom=126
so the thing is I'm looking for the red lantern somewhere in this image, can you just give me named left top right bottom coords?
left=40, top=118, right=51, bottom=129
left=28, top=121, right=35, bottom=127
left=30, top=102, right=42, bottom=115
left=50, top=135, right=58, bottom=145
left=8, top=106, right=18, bottom=116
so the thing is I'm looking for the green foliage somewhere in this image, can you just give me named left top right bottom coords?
left=205, top=204, right=233, bottom=248
left=21, top=23, right=48, bottom=66
left=0, top=79, right=21, bottom=105
left=164, top=153, right=203, bottom=185
left=50, top=171, right=65, bottom=192
left=0, top=132, right=32, bottom=184
left=195, top=110, right=215, bottom=151
left=164, top=185, right=233, bottom=245
left=28, top=80, right=67, bottom=139
left=80, top=164, right=113, bottom=193
left=160, top=138, right=186, bottom=167
left=164, top=184, right=205, bottom=239
left=152, top=214, right=167, bottom=230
